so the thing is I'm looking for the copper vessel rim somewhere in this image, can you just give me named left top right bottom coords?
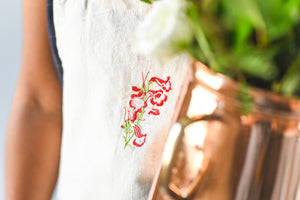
left=194, top=62, right=300, bottom=119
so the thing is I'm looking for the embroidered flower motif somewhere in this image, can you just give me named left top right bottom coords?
left=130, top=92, right=147, bottom=110
left=132, top=125, right=147, bottom=147
left=150, top=76, right=172, bottom=92
left=129, top=92, right=148, bottom=122
left=121, top=72, right=172, bottom=149
left=149, top=90, right=167, bottom=106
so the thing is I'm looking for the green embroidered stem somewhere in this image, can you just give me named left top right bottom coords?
left=122, top=81, right=152, bottom=149
left=122, top=120, right=134, bottom=149
left=123, top=131, right=134, bottom=149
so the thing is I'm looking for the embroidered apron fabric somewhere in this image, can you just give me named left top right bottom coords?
left=52, top=0, right=192, bottom=199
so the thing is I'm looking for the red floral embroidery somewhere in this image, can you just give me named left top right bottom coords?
left=132, top=125, right=147, bottom=147
left=150, top=76, right=172, bottom=92
left=121, top=72, right=172, bottom=149
left=148, top=108, right=160, bottom=115
left=130, top=92, right=147, bottom=110
left=132, top=86, right=141, bottom=92
left=149, top=90, right=167, bottom=106
left=129, top=92, right=148, bottom=122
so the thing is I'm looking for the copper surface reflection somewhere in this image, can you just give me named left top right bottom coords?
left=162, top=123, right=182, bottom=166
left=149, top=62, right=300, bottom=200
left=187, top=86, right=217, bottom=118
left=195, top=62, right=223, bottom=90
left=183, top=122, right=208, bottom=178
left=184, top=121, right=207, bottom=149
left=167, top=121, right=210, bottom=199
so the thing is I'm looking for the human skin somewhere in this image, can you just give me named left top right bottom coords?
left=5, top=0, right=62, bottom=199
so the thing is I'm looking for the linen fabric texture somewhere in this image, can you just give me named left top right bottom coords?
left=53, top=0, right=192, bottom=199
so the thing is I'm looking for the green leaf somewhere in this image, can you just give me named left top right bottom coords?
left=234, top=48, right=278, bottom=81
left=278, top=51, right=300, bottom=96
left=138, top=0, right=300, bottom=97
left=256, top=0, right=300, bottom=40
left=238, top=82, right=254, bottom=114
left=234, top=19, right=253, bottom=47
left=186, top=2, right=220, bottom=71
left=140, top=0, right=154, bottom=4
left=223, top=0, right=267, bottom=45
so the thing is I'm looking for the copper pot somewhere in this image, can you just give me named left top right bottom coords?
left=148, top=62, right=300, bottom=200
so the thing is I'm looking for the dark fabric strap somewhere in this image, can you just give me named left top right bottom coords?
left=46, top=0, right=63, bottom=85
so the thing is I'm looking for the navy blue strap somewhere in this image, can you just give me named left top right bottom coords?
left=46, top=0, right=63, bottom=85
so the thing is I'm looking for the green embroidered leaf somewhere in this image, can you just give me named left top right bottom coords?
left=124, top=132, right=135, bottom=149
left=137, top=112, right=142, bottom=120
left=122, top=119, right=135, bottom=149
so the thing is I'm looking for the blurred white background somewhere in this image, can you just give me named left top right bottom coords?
left=0, top=1, right=56, bottom=199
left=0, top=1, right=22, bottom=199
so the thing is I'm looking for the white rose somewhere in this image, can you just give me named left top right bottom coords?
left=132, top=0, right=193, bottom=64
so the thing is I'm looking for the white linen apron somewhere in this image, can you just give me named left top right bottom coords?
left=53, top=0, right=192, bottom=199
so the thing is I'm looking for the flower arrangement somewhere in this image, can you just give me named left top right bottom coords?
left=134, top=0, right=300, bottom=99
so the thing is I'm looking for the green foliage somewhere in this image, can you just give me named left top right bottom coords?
left=140, top=0, right=158, bottom=3
left=186, top=0, right=300, bottom=97
left=238, top=82, right=254, bottom=114
left=141, top=0, right=300, bottom=113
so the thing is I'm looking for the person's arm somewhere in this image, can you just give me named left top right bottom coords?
left=5, top=0, right=62, bottom=199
